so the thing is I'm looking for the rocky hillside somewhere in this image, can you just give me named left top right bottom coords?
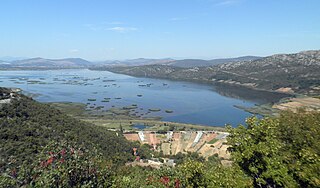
left=96, top=50, right=320, bottom=95
left=165, top=56, right=261, bottom=68
left=211, top=50, right=320, bottom=94
left=95, top=56, right=261, bottom=68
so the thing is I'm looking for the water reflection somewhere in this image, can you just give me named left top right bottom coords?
left=212, top=83, right=291, bottom=104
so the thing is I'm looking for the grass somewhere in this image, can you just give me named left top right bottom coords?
left=235, top=103, right=280, bottom=117
left=208, top=138, right=219, bottom=144
left=48, top=102, right=86, bottom=117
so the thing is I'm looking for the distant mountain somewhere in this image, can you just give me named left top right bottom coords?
left=96, top=58, right=174, bottom=67
left=1, top=57, right=92, bottom=69
left=97, top=50, right=320, bottom=95
left=164, top=59, right=211, bottom=67
left=164, top=56, right=262, bottom=68
left=121, top=58, right=174, bottom=66
left=208, top=56, right=262, bottom=64
left=0, top=56, right=28, bottom=61
left=0, top=60, right=11, bottom=68
left=0, top=56, right=261, bottom=69
left=95, top=56, right=261, bottom=68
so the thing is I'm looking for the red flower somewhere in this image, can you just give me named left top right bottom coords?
left=59, top=158, right=65, bottom=163
left=175, top=179, right=181, bottom=188
left=60, top=149, right=66, bottom=156
left=160, top=176, right=170, bottom=185
left=47, top=156, right=54, bottom=165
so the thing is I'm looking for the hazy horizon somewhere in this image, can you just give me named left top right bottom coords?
left=0, top=54, right=265, bottom=62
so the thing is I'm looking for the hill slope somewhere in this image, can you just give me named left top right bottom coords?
left=97, top=50, right=320, bottom=95
left=165, top=56, right=261, bottom=68
left=165, top=59, right=211, bottom=67
left=210, top=50, right=320, bottom=94
left=0, top=88, right=135, bottom=172
left=94, top=58, right=174, bottom=67
left=94, top=56, right=261, bottom=68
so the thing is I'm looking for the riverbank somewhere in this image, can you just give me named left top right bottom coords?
left=48, top=102, right=226, bottom=131
left=235, top=96, right=320, bottom=116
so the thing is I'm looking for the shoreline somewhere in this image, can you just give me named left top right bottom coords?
left=91, top=68, right=295, bottom=99
left=47, top=101, right=227, bottom=131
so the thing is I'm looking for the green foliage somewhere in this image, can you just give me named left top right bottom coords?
left=227, top=111, right=320, bottom=187
left=138, top=144, right=153, bottom=159
left=205, top=165, right=252, bottom=188
left=24, top=141, right=112, bottom=187
left=0, top=175, right=19, bottom=188
left=178, top=159, right=207, bottom=187
left=0, top=94, right=136, bottom=173
left=171, top=152, right=205, bottom=165
left=277, top=110, right=320, bottom=187
left=207, top=154, right=221, bottom=167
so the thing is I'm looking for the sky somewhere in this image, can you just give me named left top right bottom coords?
left=0, top=0, right=320, bottom=61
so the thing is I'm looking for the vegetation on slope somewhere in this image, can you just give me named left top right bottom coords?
left=0, top=89, right=137, bottom=173
left=1, top=87, right=319, bottom=187
left=96, top=50, right=320, bottom=95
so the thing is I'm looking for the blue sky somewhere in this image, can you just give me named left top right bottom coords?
left=0, top=0, right=319, bottom=60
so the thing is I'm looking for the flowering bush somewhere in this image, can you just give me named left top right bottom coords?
left=2, top=141, right=113, bottom=187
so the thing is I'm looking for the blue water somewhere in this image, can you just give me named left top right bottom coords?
left=132, top=123, right=148, bottom=130
left=0, top=69, right=266, bottom=127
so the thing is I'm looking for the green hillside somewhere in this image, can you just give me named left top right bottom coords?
left=0, top=88, right=135, bottom=172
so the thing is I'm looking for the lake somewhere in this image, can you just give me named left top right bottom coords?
left=0, top=69, right=287, bottom=127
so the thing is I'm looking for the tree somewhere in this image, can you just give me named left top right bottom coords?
left=227, top=117, right=297, bottom=187
left=276, top=110, right=320, bottom=187
left=205, top=165, right=252, bottom=188
left=227, top=111, right=320, bottom=188
left=119, top=124, right=123, bottom=133
left=178, top=159, right=207, bottom=187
